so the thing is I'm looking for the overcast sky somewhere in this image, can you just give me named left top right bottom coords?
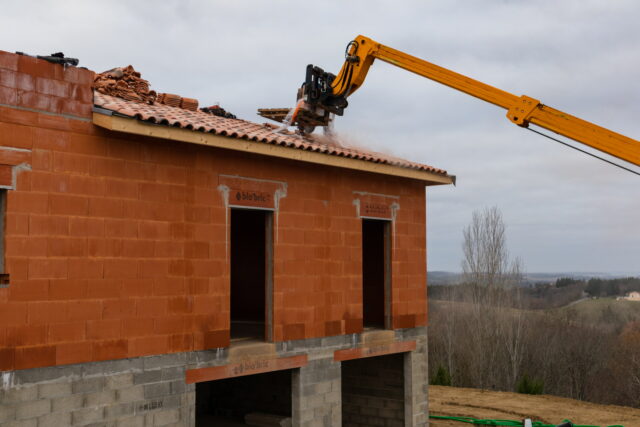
left=2, top=1, right=638, bottom=274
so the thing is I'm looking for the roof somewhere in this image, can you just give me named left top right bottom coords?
left=94, top=92, right=449, bottom=178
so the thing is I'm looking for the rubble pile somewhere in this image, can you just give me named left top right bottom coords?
left=93, top=65, right=157, bottom=104
left=94, top=65, right=232, bottom=115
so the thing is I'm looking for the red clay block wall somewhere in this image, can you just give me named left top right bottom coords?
left=0, top=50, right=93, bottom=117
left=0, top=50, right=427, bottom=371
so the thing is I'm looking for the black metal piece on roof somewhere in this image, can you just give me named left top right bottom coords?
left=200, top=105, right=236, bottom=119
left=15, top=51, right=79, bottom=67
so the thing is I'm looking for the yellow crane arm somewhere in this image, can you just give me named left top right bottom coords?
left=322, top=35, right=640, bottom=167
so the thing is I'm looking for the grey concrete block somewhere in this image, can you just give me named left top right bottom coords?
left=313, top=407, right=328, bottom=418
left=153, top=409, right=180, bottom=426
left=71, top=407, right=105, bottom=426
left=115, top=416, right=144, bottom=427
left=1, top=386, right=38, bottom=403
left=168, top=380, right=185, bottom=395
left=384, top=399, right=402, bottom=410
left=161, top=394, right=182, bottom=409
left=360, top=406, right=379, bottom=416
left=104, top=402, right=134, bottom=419
left=135, top=399, right=164, bottom=413
left=0, top=404, right=16, bottom=422
left=37, top=411, right=71, bottom=427
left=185, top=391, right=195, bottom=406
left=38, top=382, right=72, bottom=399
left=2, top=419, right=37, bottom=427
left=143, top=354, right=186, bottom=371
left=187, top=348, right=227, bottom=365
left=324, top=390, right=340, bottom=404
left=299, top=409, right=315, bottom=423
left=305, top=394, right=324, bottom=409
left=144, top=413, right=154, bottom=425
left=16, top=399, right=51, bottom=420
left=82, top=360, right=138, bottom=377
left=83, top=390, right=116, bottom=407
left=160, top=367, right=182, bottom=381
left=72, top=377, right=105, bottom=395
left=13, top=366, right=78, bottom=386
left=105, top=374, right=134, bottom=390
left=51, top=394, right=84, bottom=413
left=379, top=408, right=397, bottom=419
left=143, top=382, right=170, bottom=400
left=132, top=370, right=162, bottom=385
left=115, top=386, right=144, bottom=403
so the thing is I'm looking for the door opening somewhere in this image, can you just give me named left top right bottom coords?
left=230, top=208, right=273, bottom=341
left=362, top=219, right=390, bottom=329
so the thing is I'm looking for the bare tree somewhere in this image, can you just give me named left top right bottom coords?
left=460, top=206, right=526, bottom=390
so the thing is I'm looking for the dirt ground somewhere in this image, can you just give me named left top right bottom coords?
left=429, top=386, right=640, bottom=427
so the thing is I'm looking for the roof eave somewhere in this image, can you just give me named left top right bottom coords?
left=92, top=112, right=455, bottom=186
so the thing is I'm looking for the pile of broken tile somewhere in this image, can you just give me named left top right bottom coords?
left=93, top=66, right=218, bottom=114
left=93, top=65, right=157, bottom=104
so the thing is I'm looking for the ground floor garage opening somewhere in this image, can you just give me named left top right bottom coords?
left=342, top=353, right=405, bottom=427
left=196, top=369, right=292, bottom=426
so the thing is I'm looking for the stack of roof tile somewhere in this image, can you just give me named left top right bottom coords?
left=156, top=93, right=199, bottom=112
left=157, top=93, right=181, bottom=107
left=180, top=97, right=198, bottom=111
left=93, top=65, right=156, bottom=104
left=93, top=66, right=206, bottom=114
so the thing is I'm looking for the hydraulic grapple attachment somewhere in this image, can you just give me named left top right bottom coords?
left=258, top=65, right=348, bottom=134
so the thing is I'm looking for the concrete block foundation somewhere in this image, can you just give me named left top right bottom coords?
left=0, top=328, right=428, bottom=427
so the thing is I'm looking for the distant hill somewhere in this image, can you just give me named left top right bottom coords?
left=427, top=271, right=640, bottom=286
left=552, top=297, right=640, bottom=328
left=428, top=271, right=462, bottom=285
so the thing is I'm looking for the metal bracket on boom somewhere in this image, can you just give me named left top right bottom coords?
left=507, top=95, right=541, bottom=127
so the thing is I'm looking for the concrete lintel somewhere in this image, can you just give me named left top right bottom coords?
left=333, top=340, right=416, bottom=362
left=185, top=354, right=308, bottom=384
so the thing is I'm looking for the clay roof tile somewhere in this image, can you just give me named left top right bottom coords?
left=93, top=91, right=447, bottom=176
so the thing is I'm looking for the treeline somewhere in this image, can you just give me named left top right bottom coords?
left=428, top=286, right=640, bottom=408
left=429, top=276, right=640, bottom=309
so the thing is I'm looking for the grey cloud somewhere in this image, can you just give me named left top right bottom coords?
left=1, top=0, right=638, bottom=273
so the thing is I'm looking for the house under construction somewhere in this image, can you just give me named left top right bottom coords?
left=0, top=50, right=453, bottom=426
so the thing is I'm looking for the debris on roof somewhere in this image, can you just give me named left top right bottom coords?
left=201, top=105, right=236, bottom=119
left=93, top=65, right=157, bottom=104
left=258, top=107, right=327, bottom=130
left=93, top=66, right=224, bottom=115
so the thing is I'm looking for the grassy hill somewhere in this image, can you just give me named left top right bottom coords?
left=551, top=297, right=640, bottom=327
left=429, top=385, right=640, bottom=427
